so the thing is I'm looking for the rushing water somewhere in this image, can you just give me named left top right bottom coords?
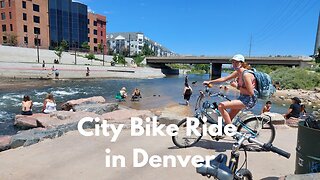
left=0, top=74, right=289, bottom=136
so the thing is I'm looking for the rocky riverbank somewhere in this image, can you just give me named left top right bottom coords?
left=272, top=89, right=320, bottom=116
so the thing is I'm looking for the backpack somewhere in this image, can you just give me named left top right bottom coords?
left=243, top=69, right=276, bottom=99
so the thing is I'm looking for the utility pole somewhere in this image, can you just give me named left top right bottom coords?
left=128, top=34, right=131, bottom=57
left=74, top=42, right=77, bottom=65
left=249, top=34, right=252, bottom=57
left=35, top=34, right=40, bottom=63
left=314, top=12, right=320, bottom=56
left=103, top=44, right=105, bottom=66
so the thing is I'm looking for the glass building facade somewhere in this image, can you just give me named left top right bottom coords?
left=49, top=0, right=87, bottom=48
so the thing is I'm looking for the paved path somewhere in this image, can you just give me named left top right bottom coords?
left=0, top=126, right=297, bottom=180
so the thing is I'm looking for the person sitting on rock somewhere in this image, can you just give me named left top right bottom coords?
left=261, top=101, right=272, bottom=114
left=42, top=93, right=57, bottom=114
left=283, top=97, right=301, bottom=119
left=21, top=95, right=33, bottom=115
left=131, top=88, right=142, bottom=101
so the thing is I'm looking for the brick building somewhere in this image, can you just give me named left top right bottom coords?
left=0, top=0, right=50, bottom=48
left=88, top=12, right=107, bottom=53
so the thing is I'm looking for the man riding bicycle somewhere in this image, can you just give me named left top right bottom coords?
left=203, top=54, right=258, bottom=124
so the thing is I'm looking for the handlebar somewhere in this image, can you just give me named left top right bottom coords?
left=243, top=133, right=291, bottom=159
left=203, top=85, right=231, bottom=101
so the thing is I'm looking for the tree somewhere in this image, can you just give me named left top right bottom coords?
left=133, top=54, right=145, bottom=66
left=98, top=43, right=104, bottom=54
left=85, top=53, right=95, bottom=64
left=117, top=54, right=127, bottom=66
left=81, top=42, right=90, bottom=53
left=3, top=33, right=17, bottom=46
left=54, top=40, right=68, bottom=63
left=141, top=44, right=155, bottom=56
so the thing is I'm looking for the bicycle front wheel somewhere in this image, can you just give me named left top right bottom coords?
left=237, top=117, right=275, bottom=144
left=172, top=118, right=203, bottom=148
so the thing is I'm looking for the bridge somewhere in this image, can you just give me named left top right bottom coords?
left=146, top=56, right=313, bottom=79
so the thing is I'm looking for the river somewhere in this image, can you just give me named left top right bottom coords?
left=0, top=73, right=289, bottom=136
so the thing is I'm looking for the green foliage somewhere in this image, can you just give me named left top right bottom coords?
left=270, top=67, right=320, bottom=90
left=53, top=40, right=68, bottom=63
left=81, top=42, right=90, bottom=52
left=141, top=44, right=155, bottom=56
left=133, top=55, right=145, bottom=66
left=117, top=54, right=127, bottom=66
left=60, top=40, right=69, bottom=50
left=54, top=46, right=64, bottom=63
left=3, top=33, right=18, bottom=46
left=169, top=64, right=191, bottom=69
left=112, top=54, right=126, bottom=66
left=193, top=64, right=210, bottom=73
left=253, top=65, right=283, bottom=74
left=85, top=53, right=95, bottom=60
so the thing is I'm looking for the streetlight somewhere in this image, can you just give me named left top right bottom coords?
left=35, top=33, right=39, bottom=63
left=74, top=42, right=77, bottom=65
left=103, top=44, right=105, bottom=66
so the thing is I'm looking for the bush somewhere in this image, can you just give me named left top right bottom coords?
left=270, top=67, right=320, bottom=90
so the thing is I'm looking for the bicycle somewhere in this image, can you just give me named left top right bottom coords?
left=196, top=131, right=290, bottom=179
left=172, top=85, right=276, bottom=148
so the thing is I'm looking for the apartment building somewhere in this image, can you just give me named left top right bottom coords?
left=1, top=0, right=107, bottom=52
left=0, top=0, right=50, bottom=48
left=88, top=12, right=107, bottom=53
left=49, top=0, right=88, bottom=49
left=107, top=32, right=175, bottom=56
left=107, top=32, right=144, bottom=56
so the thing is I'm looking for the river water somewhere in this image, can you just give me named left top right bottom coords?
left=0, top=73, right=289, bottom=136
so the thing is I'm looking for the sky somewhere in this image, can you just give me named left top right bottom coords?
left=77, top=0, right=320, bottom=57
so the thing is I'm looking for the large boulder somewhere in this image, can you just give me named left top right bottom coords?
left=261, top=112, right=286, bottom=125
left=102, top=109, right=154, bottom=124
left=14, top=115, right=39, bottom=129
left=61, top=96, right=106, bottom=111
left=73, top=103, right=118, bottom=115
left=0, top=136, right=12, bottom=151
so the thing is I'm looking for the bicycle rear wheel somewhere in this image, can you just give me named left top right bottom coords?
left=172, top=118, right=203, bottom=148
left=237, top=117, right=275, bottom=144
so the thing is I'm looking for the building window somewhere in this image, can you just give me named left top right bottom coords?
left=88, top=28, right=89, bottom=33
left=34, top=38, right=41, bottom=46
left=24, top=36, right=28, bottom=44
left=3, top=35, right=7, bottom=42
left=9, top=12, right=12, bottom=19
left=93, top=29, right=97, bottom=35
left=93, top=38, right=97, bottom=43
left=87, top=19, right=89, bottom=24
left=33, top=16, right=40, bottom=23
left=34, top=27, right=40, bottom=34
left=2, top=24, right=6, bottom=32
left=93, top=21, right=97, bottom=26
left=1, top=12, right=5, bottom=20
left=0, top=1, right=5, bottom=8
left=88, top=37, right=90, bottom=42
left=10, top=24, right=12, bottom=31
left=22, top=1, right=26, bottom=9
left=94, top=46, right=97, bottom=52
left=33, top=4, right=39, bottom=12
left=23, top=25, right=27, bottom=32
left=101, top=31, right=103, bottom=36
left=23, top=13, right=27, bottom=21
left=8, top=0, right=11, bottom=7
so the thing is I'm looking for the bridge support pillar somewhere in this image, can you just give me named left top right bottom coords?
left=210, top=63, right=222, bottom=80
